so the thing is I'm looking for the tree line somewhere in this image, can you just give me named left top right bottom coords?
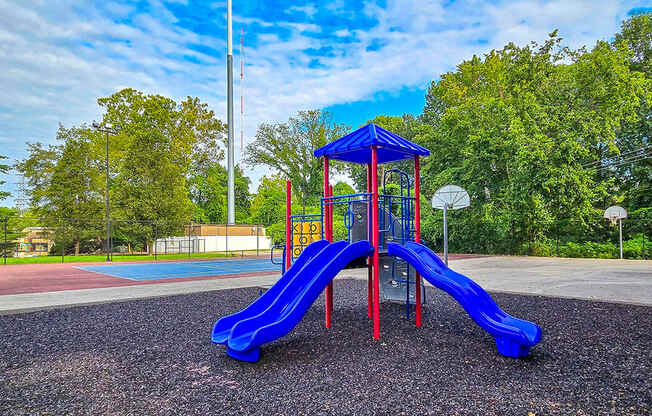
left=0, top=13, right=649, bottom=257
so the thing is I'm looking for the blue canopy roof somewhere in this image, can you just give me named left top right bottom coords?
left=313, top=123, right=430, bottom=164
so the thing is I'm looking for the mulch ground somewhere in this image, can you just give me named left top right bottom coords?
left=0, top=279, right=649, bottom=415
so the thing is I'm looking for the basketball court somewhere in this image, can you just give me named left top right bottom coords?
left=0, top=257, right=282, bottom=296
left=77, top=258, right=280, bottom=281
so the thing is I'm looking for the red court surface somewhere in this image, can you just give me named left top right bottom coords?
left=0, top=260, right=278, bottom=296
left=0, top=254, right=483, bottom=296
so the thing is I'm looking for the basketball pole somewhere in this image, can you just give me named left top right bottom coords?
left=619, top=218, right=623, bottom=260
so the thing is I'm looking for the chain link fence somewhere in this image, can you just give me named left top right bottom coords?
left=420, top=215, right=650, bottom=260
left=1, top=213, right=650, bottom=264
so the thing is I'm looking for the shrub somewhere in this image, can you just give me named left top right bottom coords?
left=266, top=222, right=286, bottom=245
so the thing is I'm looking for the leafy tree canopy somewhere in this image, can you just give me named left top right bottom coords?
left=418, top=30, right=649, bottom=250
left=189, top=163, right=251, bottom=224
left=248, top=175, right=287, bottom=227
left=611, top=12, right=652, bottom=212
left=244, top=109, right=348, bottom=208
left=614, top=12, right=652, bottom=76
left=0, top=154, right=9, bottom=201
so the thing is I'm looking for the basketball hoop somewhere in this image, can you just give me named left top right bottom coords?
left=432, top=185, right=470, bottom=266
left=603, top=206, right=627, bottom=259
left=604, top=206, right=627, bottom=225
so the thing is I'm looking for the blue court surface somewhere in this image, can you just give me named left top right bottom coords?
left=76, top=258, right=282, bottom=281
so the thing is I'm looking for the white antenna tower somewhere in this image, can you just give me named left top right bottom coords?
left=240, top=26, right=245, bottom=156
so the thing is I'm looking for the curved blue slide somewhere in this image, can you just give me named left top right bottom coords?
left=213, top=240, right=373, bottom=362
left=387, top=242, right=541, bottom=357
left=212, top=239, right=330, bottom=344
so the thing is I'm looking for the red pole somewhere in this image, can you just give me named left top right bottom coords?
left=371, top=146, right=380, bottom=339
left=414, top=156, right=422, bottom=328
left=366, top=163, right=372, bottom=318
left=324, top=157, right=332, bottom=328
left=323, top=157, right=330, bottom=241
left=329, top=184, right=334, bottom=239
left=285, top=180, right=291, bottom=272
left=327, top=184, right=334, bottom=318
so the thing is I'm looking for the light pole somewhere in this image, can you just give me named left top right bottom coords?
left=226, top=0, right=235, bottom=224
left=92, top=121, right=118, bottom=261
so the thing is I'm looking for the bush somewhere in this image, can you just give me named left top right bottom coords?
left=622, top=234, right=651, bottom=259
left=332, top=218, right=348, bottom=242
left=524, top=235, right=650, bottom=259
left=528, top=239, right=555, bottom=257
left=266, top=222, right=286, bottom=245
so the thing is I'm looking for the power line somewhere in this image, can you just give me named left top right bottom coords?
left=582, top=145, right=651, bottom=168
left=584, top=148, right=651, bottom=170
left=590, top=153, right=652, bottom=173
left=590, top=155, right=650, bottom=172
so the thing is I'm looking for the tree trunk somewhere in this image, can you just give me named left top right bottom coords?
left=75, top=240, right=80, bottom=256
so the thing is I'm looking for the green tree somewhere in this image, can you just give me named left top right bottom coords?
left=611, top=12, right=652, bottom=212
left=0, top=207, right=29, bottom=258
left=418, top=31, right=649, bottom=253
left=248, top=175, right=287, bottom=226
left=244, top=110, right=348, bottom=210
left=189, top=163, right=251, bottom=223
left=331, top=181, right=356, bottom=216
left=97, top=89, right=225, bottom=245
left=0, top=154, right=9, bottom=201
left=333, top=181, right=355, bottom=196
left=16, top=127, right=105, bottom=255
left=614, top=12, right=652, bottom=76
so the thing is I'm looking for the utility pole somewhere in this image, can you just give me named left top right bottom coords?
left=92, top=121, right=118, bottom=261
left=226, top=0, right=235, bottom=224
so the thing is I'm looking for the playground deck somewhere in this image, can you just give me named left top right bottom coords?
left=1, top=279, right=649, bottom=415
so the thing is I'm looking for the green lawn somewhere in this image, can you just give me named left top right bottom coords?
left=1, top=250, right=273, bottom=265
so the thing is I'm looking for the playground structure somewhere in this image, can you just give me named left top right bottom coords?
left=212, top=123, right=541, bottom=362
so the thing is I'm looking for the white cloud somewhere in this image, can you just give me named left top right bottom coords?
left=288, top=4, right=318, bottom=18
left=0, top=0, right=639, bottom=202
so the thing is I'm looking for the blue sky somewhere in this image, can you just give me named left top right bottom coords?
left=0, top=0, right=649, bottom=204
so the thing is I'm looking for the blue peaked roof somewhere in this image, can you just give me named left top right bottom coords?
left=313, top=123, right=430, bottom=164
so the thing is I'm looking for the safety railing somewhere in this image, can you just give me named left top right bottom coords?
left=378, top=194, right=415, bottom=249
left=270, top=244, right=286, bottom=274
left=320, top=193, right=372, bottom=243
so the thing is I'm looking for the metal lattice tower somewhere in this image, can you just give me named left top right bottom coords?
left=14, top=173, right=29, bottom=214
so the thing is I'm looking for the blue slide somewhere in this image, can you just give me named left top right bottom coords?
left=211, top=239, right=329, bottom=344
left=212, top=240, right=373, bottom=362
left=387, top=241, right=541, bottom=357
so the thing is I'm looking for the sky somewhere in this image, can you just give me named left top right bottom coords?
left=0, top=0, right=649, bottom=205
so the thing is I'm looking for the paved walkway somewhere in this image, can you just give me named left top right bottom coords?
left=1, top=256, right=650, bottom=314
